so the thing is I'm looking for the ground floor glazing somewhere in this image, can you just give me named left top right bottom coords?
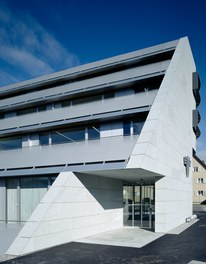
left=123, top=182, right=155, bottom=229
left=0, top=176, right=155, bottom=231
left=0, top=175, right=57, bottom=223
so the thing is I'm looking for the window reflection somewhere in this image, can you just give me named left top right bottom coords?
left=17, top=108, right=36, bottom=116
left=20, top=177, right=48, bottom=221
left=52, top=128, right=85, bottom=144
left=133, top=121, right=144, bottom=135
left=0, top=119, right=145, bottom=151
left=6, top=175, right=58, bottom=223
left=88, top=126, right=100, bottom=139
left=39, top=132, right=50, bottom=145
left=123, top=121, right=131, bottom=136
left=73, top=95, right=102, bottom=105
left=0, top=136, right=22, bottom=150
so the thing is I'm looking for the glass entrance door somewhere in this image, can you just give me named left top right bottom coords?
left=123, top=183, right=155, bottom=229
left=141, top=185, right=155, bottom=229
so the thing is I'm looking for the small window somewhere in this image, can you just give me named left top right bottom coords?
left=198, top=178, right=204, bottom=184
left=194, top=167, right=199, bottom=172
left=88, top=126, right=100, bottom=140
left=198, top=190, right=204, bottom=196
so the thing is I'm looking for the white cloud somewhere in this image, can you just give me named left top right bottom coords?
left=0, top=46, right=54, bottom=76
left=0, top=70, right=20, bottom=86
left=0, top=4, right=79, bottom=86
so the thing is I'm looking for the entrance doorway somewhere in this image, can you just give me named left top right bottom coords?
left=123, top=182, right=155, bottom=229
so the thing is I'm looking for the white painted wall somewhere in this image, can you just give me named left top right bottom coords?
left=127, top=37, right=196, bottom=232
left=7, top=172, right=123, bottom=255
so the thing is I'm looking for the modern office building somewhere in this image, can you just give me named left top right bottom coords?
left=0, top=37, right=201, bottom=255
left=193, top=152, right=206, bottom=204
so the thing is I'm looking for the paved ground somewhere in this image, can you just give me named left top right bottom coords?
left=0, top=224, right=23, bottom=255
left=77, top=226, right=164, bottom=248
left=2, top=213, right=206, bottom=264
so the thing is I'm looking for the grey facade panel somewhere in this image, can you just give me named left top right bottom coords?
left=0, top=161, right=127, bottom=177
left=0, top=91, right=156, bottom=135
left=0, top=135, right=138, bottom=170
left=0, top=61, right=168, bottom=110
left=0, top=39, right=178, bottom=95
left=0, top=106, right=150, bottom=136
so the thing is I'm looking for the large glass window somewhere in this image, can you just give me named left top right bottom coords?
left=104, top=92, right=114, bottom=99
left=123, top=121, right=131, bottom=136
left=20, top=177, right=48, bottom=221
left=39, top=132, right=50, bottom=145
left=17, top=107, right=36, bottom=116
left=7, top=178, right=18, bottom=222
left=62, top=100, right=71, bottom=107
left=0, top=136, right=22, bottom=150
left=72, top=95, right=102, bottom=105
left=5, top=176, right=57, bottom=223
left=51, top=176, right=57, bottom=185
left=133, top=121, right=144, bottom=135
left=88, top=125, right=100, bottom=140
left=38, top=105, right=47, bottom=112
left=52, top=128, right=85, bottom=144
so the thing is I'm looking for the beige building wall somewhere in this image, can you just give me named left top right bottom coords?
left=193, top=155, right=206, bottom=204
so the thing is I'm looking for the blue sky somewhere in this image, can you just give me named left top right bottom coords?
left=0, top=0, right=205, bottom=159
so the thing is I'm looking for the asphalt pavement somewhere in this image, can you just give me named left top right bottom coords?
left=2, top=212, right=206, bottom=264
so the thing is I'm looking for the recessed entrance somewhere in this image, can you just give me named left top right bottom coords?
left=123, top=182, right=155, bottom=230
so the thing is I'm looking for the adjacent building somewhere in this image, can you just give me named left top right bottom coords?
left=193, top=152, right=206, bottom=204
left=0, top=37, right=201, bottom=255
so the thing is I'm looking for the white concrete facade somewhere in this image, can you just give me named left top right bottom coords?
left=0, top=37, right=200, bottom=255
left=128, top=38, right=196, bottom=232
